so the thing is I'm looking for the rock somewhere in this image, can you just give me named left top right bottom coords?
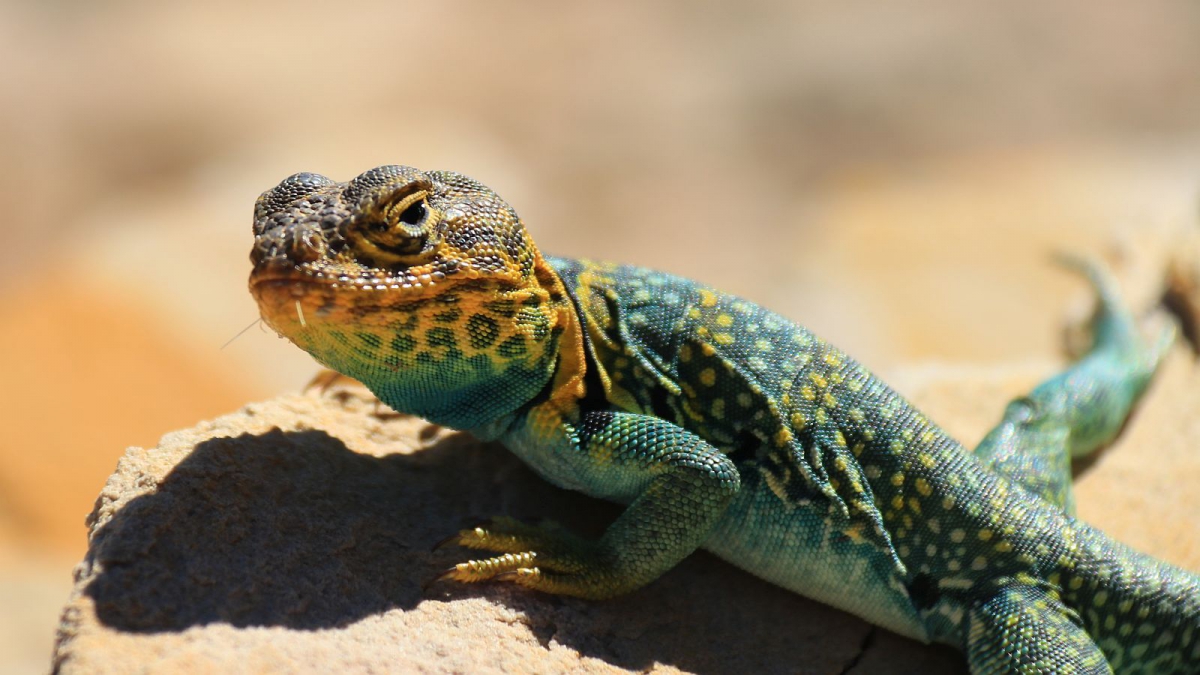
left=53, top=381, right=965, bottom=674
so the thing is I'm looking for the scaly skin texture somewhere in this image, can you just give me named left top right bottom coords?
left=249, top=165, right=1200, bottom=674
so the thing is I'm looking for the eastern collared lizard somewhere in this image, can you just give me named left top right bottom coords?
left=249, top=165, right=1199, bottom=674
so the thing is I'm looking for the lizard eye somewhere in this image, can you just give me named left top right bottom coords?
left=353, top=190, right=439, bottom=262
left=398, top=200, right=427, bottom=226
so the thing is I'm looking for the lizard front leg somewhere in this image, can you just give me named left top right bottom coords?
left=438, top=410, right=741, bottom=599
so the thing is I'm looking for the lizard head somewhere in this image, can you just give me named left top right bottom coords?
left=249, top=165, right=577, bottom=430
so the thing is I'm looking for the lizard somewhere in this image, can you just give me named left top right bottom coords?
left=248, top=164, right=1200, bottom=674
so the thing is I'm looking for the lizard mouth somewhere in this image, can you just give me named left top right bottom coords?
left=249, top=258, right=461, bottom=296
left=253, top=260, right=453, bottom=291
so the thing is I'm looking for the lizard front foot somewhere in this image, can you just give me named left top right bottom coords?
left=430, top=516, right=622, bottom=598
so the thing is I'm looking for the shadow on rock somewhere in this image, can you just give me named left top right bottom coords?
left=83, top=427, right=567, bottom=631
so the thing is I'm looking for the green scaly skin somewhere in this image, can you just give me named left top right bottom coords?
left=249, top=165, right=1200, bottom=674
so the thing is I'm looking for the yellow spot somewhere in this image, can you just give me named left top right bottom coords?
left=790, top=412, right=807, bottom=429
left=891, top=472, right=905, bottom=487
left=816, top=408, right=827, bottom=425
left=711, top=398, right=726, bottom=416
left=833, top=430, right=847, bottom=447
left=950, top=529, right=965, bottom=543
left=823, top=352, right=842, bottom=367
left=943, top=496, right=957, bottom=510
left=715, top=332, right=735, bottom=345
left=833, top=456, right=847, bottom=471
left=915, top=478, right=932, bottom=496
left=889, top=440, right=905, bottom=454
left=699, top=289, right=718, bottom=307
left=848, top=379, right=863, bottom=393
left=851, top=442, right=865, bottom=457
left=716, top=313, right=733, bottom=327
left=688, top=308, right=702, bottom=320
left=700, top=368, right=717, bottom=386
left=849, top=408, right=865, bottom=423
left=918, top=453, right=936, bottom=469
left=907, top=497, right=922, bottom=514
left=823, top=392, right=838, bottom=408
left=700, top=342, right=716, bottom=357
left=780, top=393, right=791, bottom=406
left=679, top=345, right=693, bottom=362
left=978, top=529, right=993, bottom=541
left=920, top=430, right=936, bottom=444
left=755, top=338, right=772, bottom=351
left=994, top=541, right=1013, bottom=553
left=1069, top=577, right=1083, bottom=590
left=891, top=495, right=904, bottom=510
left=808, top=372, right=828, bottom=388
left=774, top=428, right=794, bottom=446
left=737, top=393, right=753, bottom=407
left=801, top=386, right=816, bottom=401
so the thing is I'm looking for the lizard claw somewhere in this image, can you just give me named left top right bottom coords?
left=431, top=531, right=467, bottom=552
left=421, top=567, right=461, bottom=592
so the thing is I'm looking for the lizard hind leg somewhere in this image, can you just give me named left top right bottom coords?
left=966, top=584, right=1112, bottom=674
left=972, top=256, right=1174, bottom=513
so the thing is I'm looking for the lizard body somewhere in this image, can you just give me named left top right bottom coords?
left=250, top=165, right=1200, bottom=673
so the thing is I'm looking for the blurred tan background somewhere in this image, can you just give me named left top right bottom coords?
left=2, top=1, right=1200, bottom=671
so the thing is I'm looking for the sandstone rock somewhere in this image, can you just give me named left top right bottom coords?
left=52, top=382, right=962, bottom=674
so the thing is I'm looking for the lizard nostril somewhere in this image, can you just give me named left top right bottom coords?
left=289, top=223, right=327, bottom=263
